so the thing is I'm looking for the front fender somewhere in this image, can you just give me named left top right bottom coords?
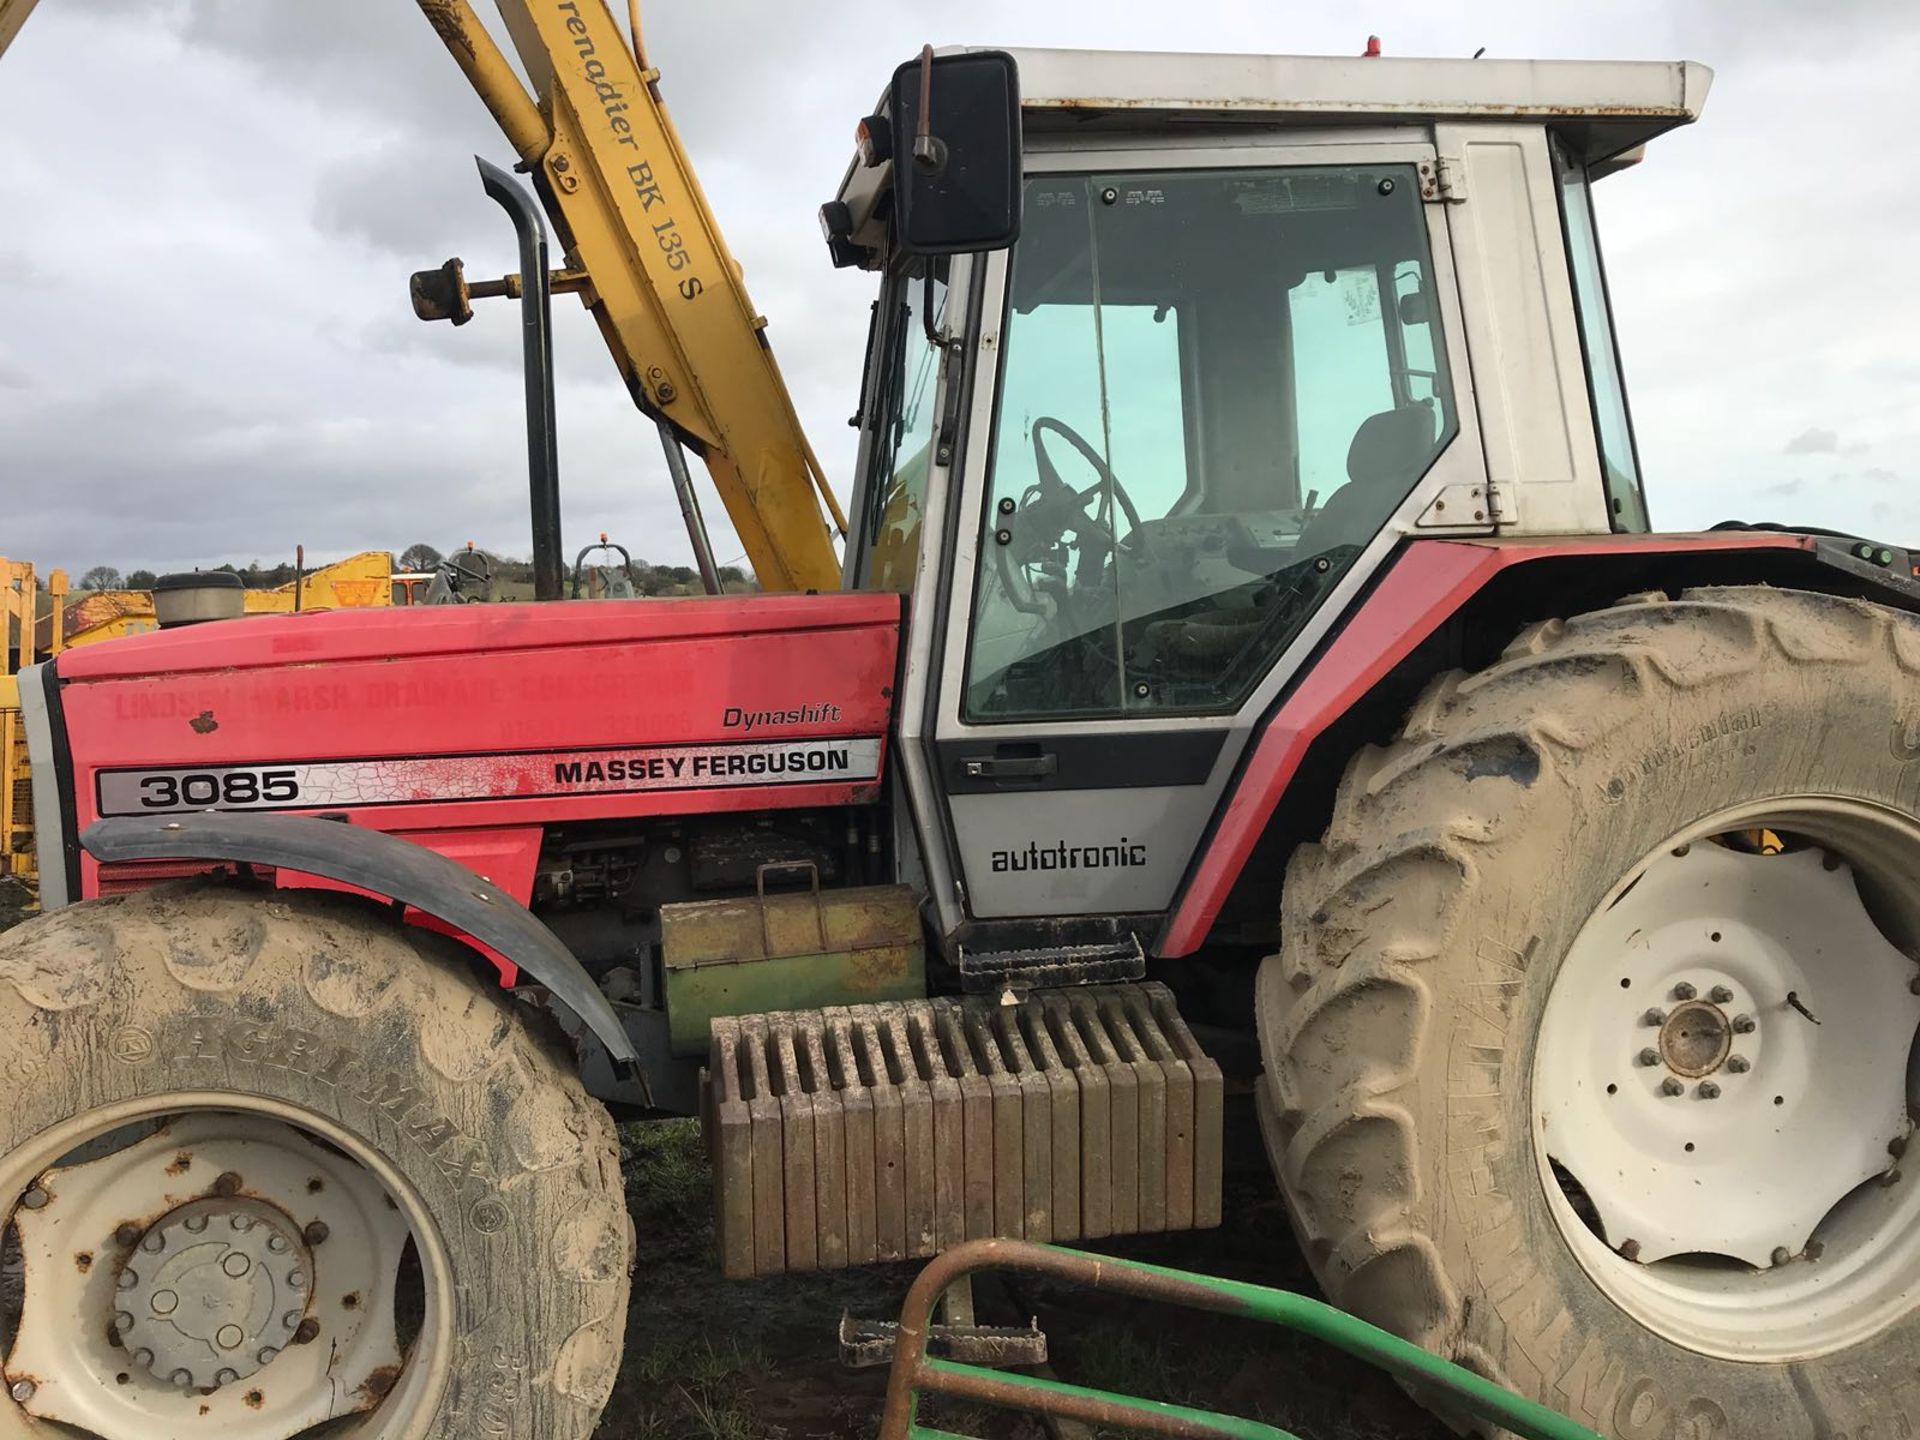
left=80, top=812, right=639, bottom=1069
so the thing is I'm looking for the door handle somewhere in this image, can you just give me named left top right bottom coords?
left=960, top=753, right=1057, bottom=780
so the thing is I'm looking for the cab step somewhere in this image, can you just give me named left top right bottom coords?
left=956, top=934, right=1146, bottom=992
left=703, top=982, right=1222, bottom=1279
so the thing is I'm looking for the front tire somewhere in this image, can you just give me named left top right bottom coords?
left=1258, top=586, right=1920, bottom=1439
left=0, top=881, right=629, bottom=1440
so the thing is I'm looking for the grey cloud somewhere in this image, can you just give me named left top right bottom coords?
left=1783, top=428, right=1838, bottom=455
left=353, top=303, right=634, bottom=389
left=313, top=144, right=509, bottom=261
left=1760, top=478, right=1803, bottom=497
left=1864, top=467, right=1899, bottom=485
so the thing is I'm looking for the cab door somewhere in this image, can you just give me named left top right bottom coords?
left=917, top=140, right=1487, bottom=930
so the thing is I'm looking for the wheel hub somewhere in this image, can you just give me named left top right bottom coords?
left=119, top=1198, right=310, bottom=1389
left=1658, top=998, right=1732, bottom=1077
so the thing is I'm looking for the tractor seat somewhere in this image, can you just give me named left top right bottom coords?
left=1295, top=404, right=1440, bottom=555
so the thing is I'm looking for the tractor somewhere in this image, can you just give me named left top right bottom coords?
left=3, top=5, right=1918, bottom=1438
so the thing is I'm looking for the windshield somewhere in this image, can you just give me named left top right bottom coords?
left=964, top=164, right=1456, bottom=721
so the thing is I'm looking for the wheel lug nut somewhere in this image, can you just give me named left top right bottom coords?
left=1661, top=1078, right=1684, bottom=1096
left=212, top=1172, right=243, bottom=1198
left=282, top=1311, right=302, bottom=1330
left=1619, top=1238, right=1642, bottom=1260
left=257, top=1346, right=279, bottom=1364
left=169, top=1369, right=192, bottom=1388
left=20, top=1187, right=47, bottom=1211
left=266, top=1233, right=289, bottom=1254
left=214, top=1368, right=238, bottom=1386
left=184, top=1214, right=208, bottom=1233
left=293, top=1318, right=321, bottom=1345
left=117, top=1268, right=139, bottom=1290
left=140, top=1231, right=164, bottom=1252
left=1732, top=1014, right=1755, bottom=1034
left=1643, top=1009, right=1667, bottom=1026
left=287, top=1269, right=307, bottom=1291
left=1698, top=1081, right=1721, bottom=1099
left=1638, top=1047, right=1661, bottom=1066
left=114, top=1310, right=134, bottom=1331
left=1727, top=1055, right=1751, bottom=1073
left=113, top=1223, right=140, bottom=1247
left=1710, top=985, right=1734, bottom=1004
left=303, top=1220, right=329, bottom=1246
left=9, top=1379, right=34, bottom=1403
left=132, top=1348, right=154, bottom=1367
left=230, top=1215, right=254, bottom=1233
left=1673, top=982, right=1697, bottom=1001
left=1772, top=1246, right=1792, bottom=1267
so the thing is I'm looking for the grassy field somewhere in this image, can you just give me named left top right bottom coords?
left=0, top=886, right=1448, bottom=1439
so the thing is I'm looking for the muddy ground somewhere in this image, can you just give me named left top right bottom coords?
left=0, top=887, right=1446, bottom=1439
left=603, top=1114, right=1451, bottom=1440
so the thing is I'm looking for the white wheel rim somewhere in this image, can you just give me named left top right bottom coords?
left=1535, top=800, right=1920, bottom=1362
left=2, top=1097, right=454, bottom=1438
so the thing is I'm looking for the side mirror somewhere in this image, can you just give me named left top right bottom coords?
left=889, top=49, right=1021, bottom=256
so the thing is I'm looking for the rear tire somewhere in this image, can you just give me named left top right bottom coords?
left=0, top=881, right=629, bottom=1440
left=1258, top=586, right=1920, bottom=1439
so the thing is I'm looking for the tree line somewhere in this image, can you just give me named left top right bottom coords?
left=68, top=545, right=752, bottom=598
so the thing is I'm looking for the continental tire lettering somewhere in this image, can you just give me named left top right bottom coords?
left=1555, top=1337, right=1628, bottom=1424
left=1601, top=703, right=1770, bottom=798
left=1615, top=1377, right=1672, bottom=1440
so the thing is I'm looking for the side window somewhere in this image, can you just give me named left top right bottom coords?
left=1289, top=268, right=1395, bottom=508
left=859, top=265, right=947, bottom=594
left=1556, top=150, right=1648, bottom=531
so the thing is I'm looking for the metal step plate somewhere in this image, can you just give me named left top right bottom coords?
left=703, top=983, right=1222, bottom=1278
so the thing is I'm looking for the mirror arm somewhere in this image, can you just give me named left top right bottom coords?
left=911, top=44, right=949, bottom=172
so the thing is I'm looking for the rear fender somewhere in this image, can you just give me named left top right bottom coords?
left=1160, top=531, right=1920, bottom=956
left=80, top=812, right=639, bottom=1069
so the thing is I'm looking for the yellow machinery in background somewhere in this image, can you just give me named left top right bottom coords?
left=49, top=550, right=395, bottom=649
left=1, top=556, right=63, bottom=881
left=0, top=551, right=395, bottom=890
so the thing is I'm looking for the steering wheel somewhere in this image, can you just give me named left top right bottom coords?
left=991, top=414, right=1160, bottom=621
left=1026, top=415, right=1156, bottom=566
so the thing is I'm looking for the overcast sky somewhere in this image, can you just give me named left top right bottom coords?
left=2, top=0, right=1915, bottom=578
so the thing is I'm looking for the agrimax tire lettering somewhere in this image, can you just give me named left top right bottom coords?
left=161, top=1015, right=502, bottom=1204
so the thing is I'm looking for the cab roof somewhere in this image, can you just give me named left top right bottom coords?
left=999, top=48, right=1711, bottom=163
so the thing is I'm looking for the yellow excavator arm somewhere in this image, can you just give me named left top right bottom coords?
left=0, top=0, right=846, bottom=592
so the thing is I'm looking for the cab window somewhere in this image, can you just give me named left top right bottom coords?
left=858, top=261, right=947, bottom=594
left=965, top=165, right=1456, bottom=720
